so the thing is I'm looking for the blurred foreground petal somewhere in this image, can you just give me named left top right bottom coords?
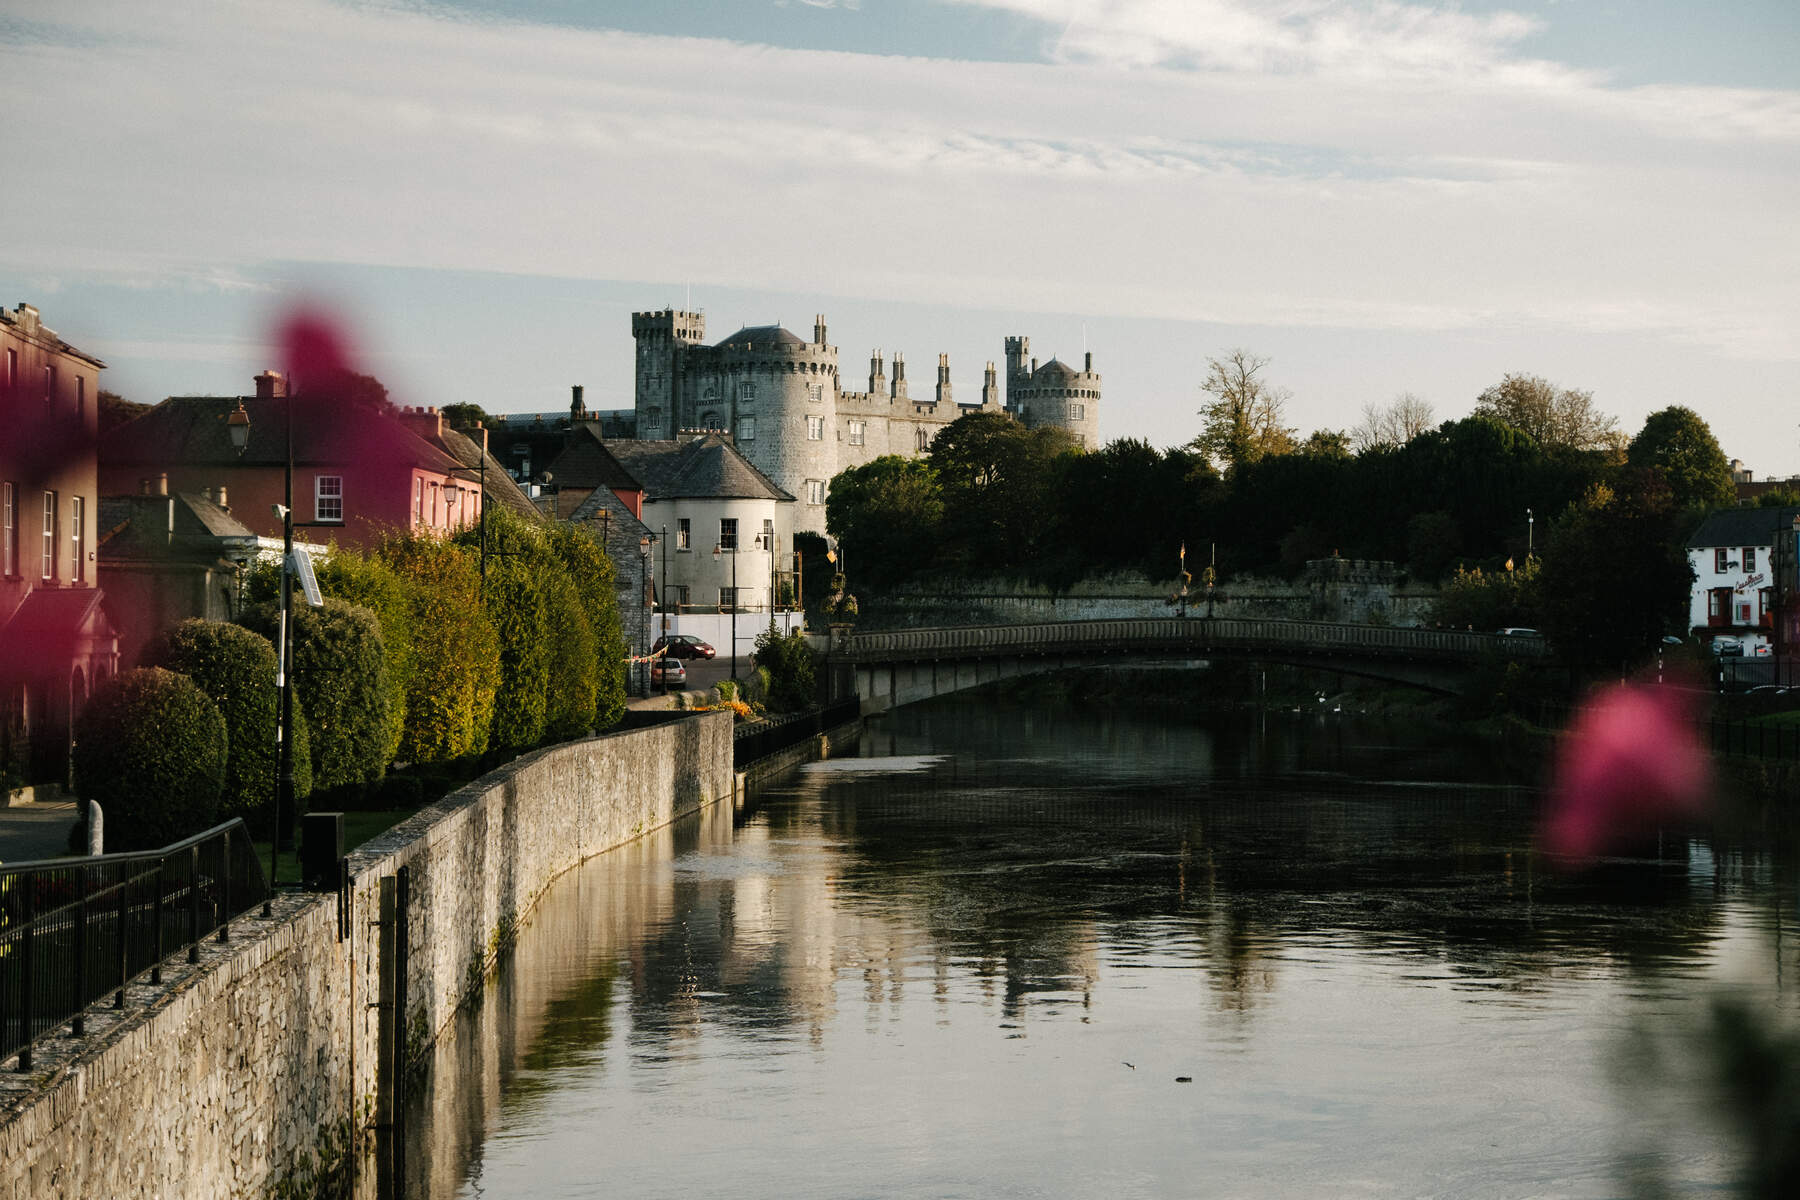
left=1546, top=682, right=1710, bottom=860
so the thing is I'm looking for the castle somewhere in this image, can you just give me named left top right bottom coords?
left=623, top=310, right=1100, bottom=526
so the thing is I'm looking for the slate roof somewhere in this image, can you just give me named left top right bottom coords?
left=544, top=426, right=644, bottom=494
left=98, top=492, right=259, bottom=559
left=604, top=435, right=794, bottom=503
left=1031, top=358, right=1080, bottom=382
left=1686, top=506, right=1800, bottom=549
left=433, top=425, right=541, bottom=521
left=102, top=396, right=465, bottom=475
left=714, top=325, right=807, bottom=350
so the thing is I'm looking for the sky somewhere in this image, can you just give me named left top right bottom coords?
left=5, top=0, right=1798, bottom=474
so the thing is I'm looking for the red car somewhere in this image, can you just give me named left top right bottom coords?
left=653, top=634, right=716, bottom=660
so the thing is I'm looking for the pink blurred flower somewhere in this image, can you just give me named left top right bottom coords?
left=275, top=307, right=357, bottom=390
left=1545, top=681, right=1711, bottom=860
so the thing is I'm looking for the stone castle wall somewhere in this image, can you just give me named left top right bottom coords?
left=0, top=712, right=734, bottom=1199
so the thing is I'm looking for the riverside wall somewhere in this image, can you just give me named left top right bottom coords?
left=0, top=710, right=734, bottom=1199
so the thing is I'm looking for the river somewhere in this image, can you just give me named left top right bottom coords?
left=394, top=694, right=1798, bottom=1198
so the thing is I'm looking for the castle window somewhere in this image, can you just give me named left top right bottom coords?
left=739, top=417, right=756, bottom=441
left=806, top=416, right=824, bottom=441
left=807, top=384, right=824, bottom=404
left=806, top=479, right=825, bottom=505
left=700, top=411, right=720, bottom=429
left=739, top=383, right=756, bottom=407
left=915, top=427, right=929, bottom=451
left=848, top=420, right=865, bottom=446
left=1071, top=404, right=1084, bottom=421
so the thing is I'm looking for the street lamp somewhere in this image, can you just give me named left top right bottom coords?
left=1527, top=508, right=1534, bottom=560
left=659, top=525, right=670, bottom=695
left=714, top=538, right=738, bottom=682
left=638, top=535, right=652, bottom=696
left=227, top=394, right=304, bottom=899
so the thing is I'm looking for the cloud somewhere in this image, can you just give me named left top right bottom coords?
left=5, top=0, right=1796, bottom=364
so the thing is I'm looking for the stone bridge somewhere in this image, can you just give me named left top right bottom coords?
left=830, top=618, right=1548, bottom=712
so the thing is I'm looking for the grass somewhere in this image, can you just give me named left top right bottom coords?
left=250, top=809, right=415, bottom=886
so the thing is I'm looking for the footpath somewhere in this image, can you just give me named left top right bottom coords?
left=0, top=796, right=79, bottom=863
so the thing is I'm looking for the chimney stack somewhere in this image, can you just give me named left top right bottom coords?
left=254, top=371, right=286, bottom=400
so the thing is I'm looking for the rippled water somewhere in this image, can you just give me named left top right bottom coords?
left=401, top=697, right=1799, bottom=1198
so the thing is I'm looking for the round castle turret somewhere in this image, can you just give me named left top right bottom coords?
left=1004, top=337, right=1100, bottom=448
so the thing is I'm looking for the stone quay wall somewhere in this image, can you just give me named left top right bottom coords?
left=0, top=711, right=734, bottom=1199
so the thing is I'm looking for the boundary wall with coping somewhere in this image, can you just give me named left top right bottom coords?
left=0, top=710, right=733, bottom=1199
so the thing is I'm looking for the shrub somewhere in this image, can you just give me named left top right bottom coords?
left=753, top=623, right=818, bottom=711
left=242, top=599, right=390, bottom=795
left=248, top=549, right=416, bottom=766
left=147, top=619, right=313, bottom=821
left=73, top=668, right=227, bottom=850
left=379, top=533, right=499, bottom=763
left=482, top=555, right=556, bottom=751
left=547, top=522, right=626, bottom=730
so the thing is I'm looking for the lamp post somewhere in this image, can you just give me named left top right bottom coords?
left=715, top=538, right=738, bottom=682
left=638, top=535, right=652, bottom=697
left=659, top=525, right=670, bottom=695
left=1527, top=508, right=1534, bottom=560
left=227, top=396, right=296, bottom=897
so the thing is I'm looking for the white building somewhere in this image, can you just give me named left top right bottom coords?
left=1683, top=506, right=1800, bottom=654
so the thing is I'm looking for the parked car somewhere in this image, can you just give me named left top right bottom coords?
left=1496, top=627, right=1541, bottom=637
left=653, top=633, right=716, bottom=660
left=650, top=657, right=686, bottom=687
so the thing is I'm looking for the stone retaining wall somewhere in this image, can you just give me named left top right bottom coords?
left=0, top=711, right=733, bottom=1199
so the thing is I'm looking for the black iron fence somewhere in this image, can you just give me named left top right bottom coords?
left=0, top=819, right=268, bottom=1070
left=733, top=699, right=862, bottom=768
left=1708, top=717, right=1800, bottom=762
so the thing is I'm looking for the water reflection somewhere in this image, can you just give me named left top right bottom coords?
left=395, top=696, right=1799, bottom=1199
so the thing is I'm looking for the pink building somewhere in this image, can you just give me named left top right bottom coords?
left=1, top=304, right=119, bottom=792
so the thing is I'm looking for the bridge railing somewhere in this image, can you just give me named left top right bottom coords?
left=839, top=618, right=1546, bottom=663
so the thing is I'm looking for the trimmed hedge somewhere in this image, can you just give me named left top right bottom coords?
left=241, top=599, right=390, bottom=796
left=548, top=522, right=626, bottom=731
left=379, top=533, right=499, bottom=764
left=73, top=668, right=228, bottom=851
left=311, top=551, right=415, bottom=767
left=147, top=619, right=313, bottom=821
left=753, top=624, right=818, bottom=712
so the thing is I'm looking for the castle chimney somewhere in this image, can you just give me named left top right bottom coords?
left=254, top=370, right=286, bottom=400
left=869, top=350, right=886, bottom=396
left=982, top=362, right=999, bottom=408
left=814, top=315, right=827, bottom=346
left=1085, top=352, right=1092, bottom=373
left=892, top=353, right=907, bottom=401
left=571, top=384, right=585, bottom=419
left=935, top=353, right=952, bottom=406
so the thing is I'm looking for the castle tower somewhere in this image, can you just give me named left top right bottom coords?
left=935, top=353, right=952, bottom=406
left=1003, top=336, right=1030, bottom=405
left=981, top=362, right=1000, bottom=409
left=632, top=309, right=705, bottom=440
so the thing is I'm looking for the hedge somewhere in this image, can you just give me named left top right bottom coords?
left=73, top=668, right=228, bottom=851
left=379, top=533, right=499, bottom=764
left=548, top=522, right=626, bottom=731
left=242, top=599, right=390, bottom=795
left=146, top=619, right=313, bottom=821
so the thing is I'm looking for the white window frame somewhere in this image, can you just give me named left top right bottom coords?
left=414, top=478, right=424, bottom=526
left=1744, top=547, right=1757, bottom=573
left=41, top=491, right=57, bottom=580
left=806, top=415, right=824, bottom=441
left=719, top=586, right=738, bottom=611
left=315, top=475, right=344, bottom=524
left=719, top=517, right=738, bottom=551
left=739, top=416, right=756, bottom=441
left=2, top=482, right=13, bottom=577
left=762, top=518, right=774, bottom=550
left=677, top=518, right=691, bottom=550
left=1071, top=403, right=1084, bottom=421
left=70, top=494, right=84, bottom=584
left=739, top=383, right=756, bottom=407
left=848, top=420, right=865, bottom=446
left=806, top=479, right=825, bottom=505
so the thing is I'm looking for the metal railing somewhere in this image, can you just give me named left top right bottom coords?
left=839, top=618, right=1548, bottom=665
left=733, top=699, right=862, bottom=767
left=0, top=819, right=269, bottom=1069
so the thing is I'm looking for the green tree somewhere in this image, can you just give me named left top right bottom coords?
left=1473, top=373, right=1619, bottom=453
left=1190, top=350, right=1296, bottom=473
left=1626, top=406, right=1735, bottom=511
left=1432, top=560, right=1540, bottom=631
left=1351, top=393, right=1434, bottom=453
left=73, top=668, right=228, bottom=850
left=379, top=533, right=500, bottom=763
left=825, top=456, right=944, bottom=587
left=1405, top=511, right=1462, bottom=581
left=1299, top=429, right=1352, bottom=460
left=753, top=623, right=817, bottom=711
left=1535, top=474, right=1693, bottom=673
left=440, top=402, right=491, bottom=427
left=927, top=411, right=1076, bottom=569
